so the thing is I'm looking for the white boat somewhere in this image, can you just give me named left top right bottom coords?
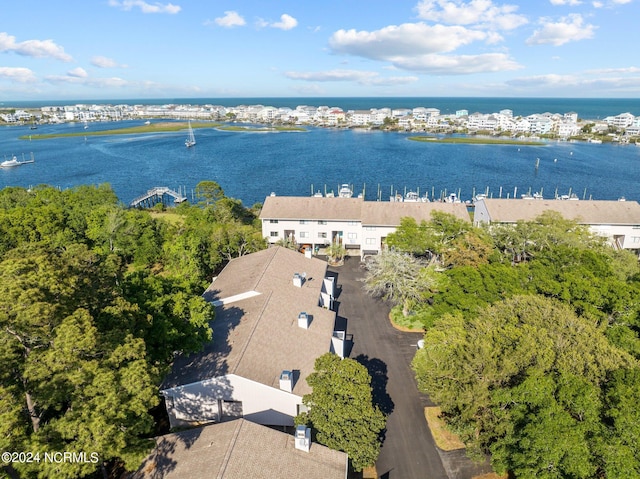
left=1, top=156, right=20, bottom=168
left=404, top=191, right=420, bottom=202
left=185, top=120, right=196, bottom=148
left=1, top=153, right=35, bottom=168
left=445, top=193, right=461, bottom=203
left=338, top=183, right=353, bottom=198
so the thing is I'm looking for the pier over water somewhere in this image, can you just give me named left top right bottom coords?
left=130, top=187, right=186, bottom=208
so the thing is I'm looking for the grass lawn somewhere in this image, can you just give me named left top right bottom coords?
left=389, top=306, right=426, bottom=332
left=147, top=210, right=185, bottom=226
left=409, top=136, right=544, bottom=146
left=424, top=407, right=466, bottom=451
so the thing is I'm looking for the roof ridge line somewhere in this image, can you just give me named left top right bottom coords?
left=230, top=290, right=273, bottom=375
left=216, top=419, right=244, bottom=479
left=251, top=246, right=279, bottom=290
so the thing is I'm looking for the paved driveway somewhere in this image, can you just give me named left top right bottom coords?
left=329, top=257, right=449, bottom=479
left=329, top=256, right=495, bottom=479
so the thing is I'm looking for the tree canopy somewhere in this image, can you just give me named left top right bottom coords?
left=296, top=353, right=387, bottom=472
left=413, top=295, right=639, bottom=478
left=0, top=182, right=265, bottom=478
left=378, top=210, right=640, bottom=476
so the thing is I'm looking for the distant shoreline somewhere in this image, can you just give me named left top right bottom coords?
left=4, top=96, right=640, bottom=119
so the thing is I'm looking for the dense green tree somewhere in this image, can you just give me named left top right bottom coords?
left=412, top=295, right=638, bottom=478
left=0, top=183, right=267, bottom=478
left=362, top=249, right=442, bottom=316
left=194, top=180, right=224, bottom=206
left=0, top=244, right=162, bottom=478
left=297, top=353, right=386, bottom=472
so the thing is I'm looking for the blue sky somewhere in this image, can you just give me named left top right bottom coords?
left=1, top=0, right=638, bottom=100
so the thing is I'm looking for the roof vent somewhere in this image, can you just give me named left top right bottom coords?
left=279, top=370, right=293, bottom=393
left=293, top=272, right=306, bottom=288
left=298, top=312, right=310, bottom=329
left=294, top=425, right=311, bottom=453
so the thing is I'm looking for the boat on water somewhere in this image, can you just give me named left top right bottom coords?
left=338, top=183, right=353, bottom=198
left=1, top=153, right=35, bottom=168
left=405, top=191, right=430, bottom=202
left=1, top=156, right=21, bottom=168
left=185, top=120, right=196, bottom=148
left=445, top=192, right=461, bottom=203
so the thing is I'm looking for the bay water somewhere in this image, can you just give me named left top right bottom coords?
left=1, top=99, right=640, bottom=207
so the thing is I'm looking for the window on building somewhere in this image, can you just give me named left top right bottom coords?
left=269, top=219, right=279, bottom=224
left=270, top=231, right=279, bottom=237
left=348, top=221, right=358, bottom=226
left=318, top=220, right=327, bottom=225
left=365, top=226, right=376, bottom=231
left=299, top=231, right=309, bottom=238
left=299, top=220, right=307, bottom=225
left=365, top=238, right=376, bottom=245
left=348, top=232, right=357, bottom=240
left=318, top=232, right=327, bottom=238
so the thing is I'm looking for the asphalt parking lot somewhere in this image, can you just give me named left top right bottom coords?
left=329, top=256, right=493, bottom=479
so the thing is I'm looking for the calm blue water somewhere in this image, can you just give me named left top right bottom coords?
left=1, top=118, right=640, bottom=207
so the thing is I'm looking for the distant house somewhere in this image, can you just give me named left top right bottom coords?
left=259, top=195, right=470, bottom=255
left=160, top=247, right=343, bottom=429
left=474, top=198, right=640, bottom=252
left=131, top=419, right=348, bottom=479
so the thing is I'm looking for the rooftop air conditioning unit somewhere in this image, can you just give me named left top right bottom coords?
left=294, top=425, right=311, bottom=452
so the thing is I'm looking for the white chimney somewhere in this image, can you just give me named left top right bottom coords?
left=279, top=370, right=293, bottom=393
left=294, top=425, right=311, bottom=452
left=298, top=312, right=310, bottom=329
left=293, top=273, right=303, bottom=287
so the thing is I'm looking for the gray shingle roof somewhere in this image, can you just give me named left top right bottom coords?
left=162, top=247, right=336, bottom=396
left=479, top=199, right=640, bottom=225
left=131, top=419, right=347, bottom=479
left=260, top=196, right=364, bottom=220
left=259, top=195, right=471, bottom=225
left=360, top=201, right=470, bottom=226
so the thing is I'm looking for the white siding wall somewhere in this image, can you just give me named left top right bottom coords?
left=162, top=374, right=303, bottom=429
left=263, top=218, right=361, bottom=248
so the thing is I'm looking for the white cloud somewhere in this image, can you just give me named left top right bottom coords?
left=585, top=66, right=640, bottom=74
left=330, top=23, right=489, bottom=58
left=213, top=11, right=246, bottom=28
left=284, top=69, right=418, bottom=86
left=91, top=56, right=121, bottom=68
left=0, top=67, right=37, bottom=83
left=270, top=14, right=298, bottom=30
left=45, top=74, right=128, bottom=88
left=390, top=52, right=522, bottom=74
left=328, top=22, right=521, bottom=75
left=592, top=0, right=631, bottom=7
left=108, top=0, right=181, bottom=14
left=506, top=73, right=640, bottom=93
left=549, top=0, right=582, bottom=5
left=526, top=14, right=596, bottom=46
left=0, top=32, right=72, bottom=62
left=415, top=0, right=528, bottom=30
left=67, top=67, right=88, bottom=78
